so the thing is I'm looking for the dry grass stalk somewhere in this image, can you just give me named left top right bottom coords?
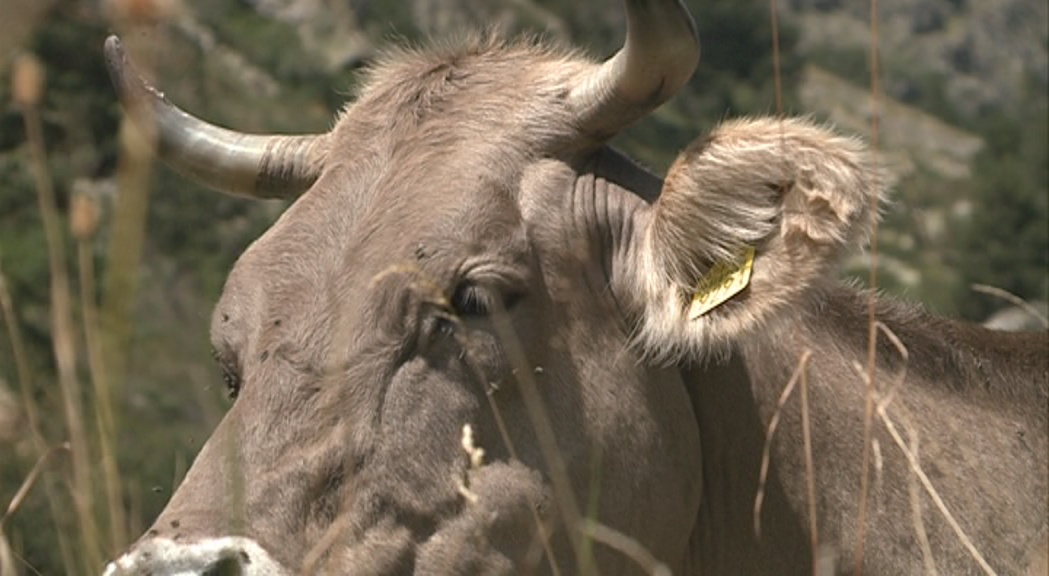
left=769, top=0, right=784, bottom=118
left=0, top=261, right=77, bottom=574
left=580, top=519, right=672, bottom=576
left=299, top=513, right=352, bottom=575
left=902, top=410, right=937, bottom=576
left=971, top=284, right=1049, bottom=328
left=798, top=353, right=820, bottom=576
left=0, top=530, right=12, bottom=576
left=754, top=349, right=812, bottom=539
left=767, top=3, right=824, bottom=569
left=0, top=384, right=18, bottom=444
left=0, top=443, right=71, bottom=576
left=0, top=265, right=41, bottom=447
left=488, top=302, right=592, bottom=573
left=1, top=444, right=70, bottom=528
left=847, top=361, right=997, bottom=575
left=465, top=325, right=562, bottom=576
left=855, top=0, right=885, bottom=570
left=14, top=51, right=103, bottom=572
left=866, top=323, right=938, bottom=575
left=848, top=318, right=997, bottom=576
left=74, top=189, right=129, bottom=555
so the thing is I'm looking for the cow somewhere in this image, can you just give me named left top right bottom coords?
left=103, top=1, right=1048, bottom=574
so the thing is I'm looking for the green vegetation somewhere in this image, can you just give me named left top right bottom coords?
left=807, top=41, right=1048, bottom=317
left=617, top=0, right=803, bottom=171
left=954, top=92, right=1049, bottom=319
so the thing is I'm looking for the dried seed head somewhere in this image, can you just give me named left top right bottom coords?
left=105, top=0, right=179, bottom=24
left=460, top=424, right=485, bottom=469
left=70, top=192, right=101, bottom=240
left=12, top=53, right=45, bottom=108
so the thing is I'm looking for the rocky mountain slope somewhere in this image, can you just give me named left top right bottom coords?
left=783, top=0, right=1047, bottom=116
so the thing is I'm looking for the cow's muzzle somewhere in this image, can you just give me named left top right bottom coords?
left=103, top=536, right=289, bottom=576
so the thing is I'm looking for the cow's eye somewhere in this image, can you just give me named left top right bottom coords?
left=452, top=284, right=490, bottom=317
left=451, top=284, right=522, bottom=318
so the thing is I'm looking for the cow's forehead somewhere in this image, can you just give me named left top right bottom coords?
left=254, top=141, right=532, bottom=273
left=329, top=35, right=585, bottom=171
left=220, top=163, right=529, bottom=310
left=214, top=133, right=542, bottom=366
left=223, top=37, right=589, bottom=291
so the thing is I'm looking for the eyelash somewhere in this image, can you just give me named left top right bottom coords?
left=451, top=284, right=523, bottom=318
left=452, top=285, right=490, bottom=317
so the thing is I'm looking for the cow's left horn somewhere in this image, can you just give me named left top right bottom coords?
left=569, top=0, right=699, bottom=141
left=104, top=35, right=326, bottom=200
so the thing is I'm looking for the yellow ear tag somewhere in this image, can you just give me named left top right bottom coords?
left=688, top=246, right=756, bottom=320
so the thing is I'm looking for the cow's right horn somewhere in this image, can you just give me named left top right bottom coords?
left=104, top=35, right=326, bottom=200
left=569, top=0, right=699, bottom=142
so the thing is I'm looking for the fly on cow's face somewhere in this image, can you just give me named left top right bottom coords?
left=211, top=347, right=241, bottom=399
left=221, top=363, right=241, bottom=400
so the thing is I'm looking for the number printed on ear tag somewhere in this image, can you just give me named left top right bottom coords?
left=688, top=245, right=756, bottom=320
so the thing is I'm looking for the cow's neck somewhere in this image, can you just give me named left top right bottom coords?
left=680, top=283, right=1048, bottom=574
left=680, top=349, right=813, bottom=574
left=789, top=285, right=1048, bottom=417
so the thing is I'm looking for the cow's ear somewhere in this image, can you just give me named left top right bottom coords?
left=623, top=117, right=884, bottom=361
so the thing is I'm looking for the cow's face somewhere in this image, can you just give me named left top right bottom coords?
left=106, top=26, right=708, bottom=576
left=106, top=1, right=882, bottom=572
left=183, top=88, right=700, bottom=571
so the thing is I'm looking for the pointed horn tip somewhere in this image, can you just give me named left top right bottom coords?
left=570, top=0, right=700, bottom=141
left=103, top=34, right=164, bottom=110
left=103, top=35, right=126, bottom=86
left=104, top=34, right=123, bottom=57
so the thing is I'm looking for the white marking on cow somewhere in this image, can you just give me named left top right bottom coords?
left=102, top=536, right=288, bottom=576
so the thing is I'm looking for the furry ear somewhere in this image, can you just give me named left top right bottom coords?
left=628, top=117, right=884, bottom=361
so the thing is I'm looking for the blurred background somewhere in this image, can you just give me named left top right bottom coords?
left=0, top=0, right=1045, bottom=573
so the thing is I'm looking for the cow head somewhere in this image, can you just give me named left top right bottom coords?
left=104, top=1, right=878, bottom=574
